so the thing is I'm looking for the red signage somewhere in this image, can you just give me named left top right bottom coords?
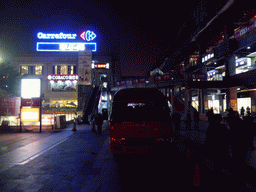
left=0, top=97, right=21, bottom=116
left=21, top=98, right=40, bottom=107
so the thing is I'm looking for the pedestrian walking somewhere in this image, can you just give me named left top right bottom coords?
left=240, top=106, right=245, bottom=120
left=204, top=114, right=230, bottom=188
left=185, top=110, right=192, bottom=130
left=243, top=112, right=255, bottom=150
left=204, top=114, right=230, bottom=169
left=194, top=110, right=200, bottom=129
left=206, top=107, right=214, bottom=123
left=172, top=112, right=181, bottom=130
left=246, top=106, right=250, bottom=116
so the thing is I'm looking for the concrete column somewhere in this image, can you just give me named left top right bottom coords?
left=219, top=94, right=224, bottom=114
left=250, top=91, right=256, bottom=114
left=198, top=88, right=203, bottom=114
left=226, top=87, right=237, bottom=111
left=184, top=87, right=190, bottom=115
left=170, top=88, right=174, bottom=114
left=203, top=88, right=208, bottom=113
left=225, top=55, right=236, bottom=77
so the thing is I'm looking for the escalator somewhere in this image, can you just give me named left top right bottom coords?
left=82, top=86, right=101, bottom=124
left=167, top=95, right=198, bottom=118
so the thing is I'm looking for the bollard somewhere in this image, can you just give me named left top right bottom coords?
left=72, top=120, right=77, bottom=131
left=91, top=121, right=96, bottom=132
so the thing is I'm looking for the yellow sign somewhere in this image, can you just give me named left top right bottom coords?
left=21, top=108, right=40, bottom=122
left=230, top=99, right=237, bottom=111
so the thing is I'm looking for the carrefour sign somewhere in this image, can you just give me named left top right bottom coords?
left=37, top=32, right=77, bottom=40
left=36, top=30, right=97, bottom=52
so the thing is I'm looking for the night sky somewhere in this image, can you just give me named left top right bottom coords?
left=0, top=0, right=234, bottom=76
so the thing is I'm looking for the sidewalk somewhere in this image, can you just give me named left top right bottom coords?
left=171, top=120, right=256, bottom=190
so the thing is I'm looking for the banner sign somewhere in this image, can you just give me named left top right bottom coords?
left=0, top=97, right=21, bottom=116
left=78, top=51, right=92, bottom=85
left=21, top=98, right=40, bottom=107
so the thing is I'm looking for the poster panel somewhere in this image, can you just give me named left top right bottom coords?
left=78, top=51, right=92, bottom=85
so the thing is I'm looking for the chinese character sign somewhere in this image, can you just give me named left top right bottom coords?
left=0, top=97, right=21, bottom=116
left=78, top=51, right=92, bottom=85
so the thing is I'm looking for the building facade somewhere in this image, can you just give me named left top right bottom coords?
left=14, top=52, right=112, bottom=124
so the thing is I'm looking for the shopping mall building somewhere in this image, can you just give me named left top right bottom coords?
left=12, top=30, right=113, bottom=126
left=178, top=8, right=256, bottom=116
left=111, top=8, right=256, bottom=117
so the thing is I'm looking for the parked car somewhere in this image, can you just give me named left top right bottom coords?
left=109, top=88, right=172, bottom=158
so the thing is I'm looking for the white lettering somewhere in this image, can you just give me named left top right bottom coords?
left=37, top=32, right=77, bottom=39
left=37, top=32, right=43, bottom=39
left=48, top=75, right=79, bottom=81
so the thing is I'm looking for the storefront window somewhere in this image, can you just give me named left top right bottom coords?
left=50, top=80, right=77, bottom=92
left=235, top=58, right=252, bottom=74
left=207, top=69, right=225, bottom=81
left=60, top=66, right=68, bottom=75
left=237, top=97, right=251, bottom=115
left=52, top=65, right=76, bottom=74
left=20, top=66, right=28, bottom=75
left=35, top=66, right=43, bottom=75
left=192, top=97, right=198, bottom=111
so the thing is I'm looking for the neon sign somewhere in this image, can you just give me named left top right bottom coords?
left=37, top=31, right=96, bottom=41
left=36, top=30, right=97, bottom=52
left=37, top=42, right=97, bottom=52
left=47, top=74, right=79, bottom=81
left=92, top=63, right=109, bottom=69
left=37, top=32, right=77, bottom=39
left=80, top=31, right=97, bottom=41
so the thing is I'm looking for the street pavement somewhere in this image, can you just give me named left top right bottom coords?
left=172, top=120, right=256, bottom=191
left=0, top=120, right=256, bottom=191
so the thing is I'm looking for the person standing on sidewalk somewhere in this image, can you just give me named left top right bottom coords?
left=203, top=114, right=230, bottom=189
left=240, top=106, right=245, bottom=120
left=185, top=110, right=192, bottom=130
left=243, top=111, right=255, bottom=151
left=172, top=112, right=181, bottom=130
left=204, top=114, right=230, bottom=171
left=246, top=106, right=251, bottom=116
left=206, top=107, right=214, bottom=124
left=227, top=108, right=248, bottom=189
left=193, top=110, right=200, bottom=129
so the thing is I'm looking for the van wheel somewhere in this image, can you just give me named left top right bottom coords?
left=113, top=153, right=125, bottom=162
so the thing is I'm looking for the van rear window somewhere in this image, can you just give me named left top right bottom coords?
left=112, top=101, right=169, bottom=123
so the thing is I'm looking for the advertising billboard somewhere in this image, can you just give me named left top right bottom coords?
left=21, top=79, right=41, bottom=99
left=20, top=108, right=40, bottom=122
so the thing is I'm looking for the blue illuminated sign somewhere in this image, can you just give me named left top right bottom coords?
left=36, top=30, right=97, bottom=52
left=37, top=42, right=97, bottom=52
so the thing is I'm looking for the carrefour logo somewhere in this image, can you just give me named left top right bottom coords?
left=80, top=31, right=96, bottom=41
